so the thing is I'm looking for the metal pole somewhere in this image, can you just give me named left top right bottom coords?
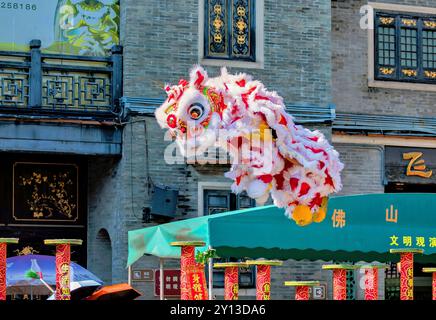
left=128, top=265, right=132, bottom=286
left=208, top=246, right=213, bottom=300
left=160, top=258, right=164, bottom=300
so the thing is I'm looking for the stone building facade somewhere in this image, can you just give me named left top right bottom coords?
left=76, top=0, right=436, bottom=300
left=110, top=0, right=436, bottom=299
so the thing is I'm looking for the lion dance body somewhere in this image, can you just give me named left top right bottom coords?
left=156, top=66, right=344, bottom=226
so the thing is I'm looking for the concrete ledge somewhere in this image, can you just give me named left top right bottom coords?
left=0, top=120, right=122, bottom=156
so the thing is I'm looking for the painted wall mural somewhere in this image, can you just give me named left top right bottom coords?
left=0, top=0, right=119, bottom=56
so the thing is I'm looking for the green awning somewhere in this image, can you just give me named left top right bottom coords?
left=127, top=193, right=436, bottom=266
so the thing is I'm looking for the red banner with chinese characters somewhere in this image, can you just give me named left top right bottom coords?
left=295, top=286, right=310, bottom=300
left=256, top=265, right=271, bottom=300
left=332, top=269, right=347, bottom=300
left=224, top=267, right=239, bottom=300
left=55, top=244, right=71, bottom=300
left=0, top=243, right=6, bottom=300
left=186, top=265, right=208, bottom=300
left=400, top=252, right=414, bottom=300
left=364, top=268, right=378, bottom=300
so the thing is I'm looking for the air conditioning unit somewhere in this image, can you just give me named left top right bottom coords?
left=150, top=185, right=178, bottom=219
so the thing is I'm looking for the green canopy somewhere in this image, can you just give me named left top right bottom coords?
left=127, top=193, right=436, bottom=266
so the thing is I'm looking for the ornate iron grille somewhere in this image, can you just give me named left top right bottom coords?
left=0, top=40, right=122, bottom=119
left=0, top=67, right=29, bottom=107
left=42, top=72, right=111, bottom=112
left=205, top=0, right=255, bottom=61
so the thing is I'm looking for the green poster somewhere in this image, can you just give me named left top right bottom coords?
left=0, top=0, right=119, bottom=56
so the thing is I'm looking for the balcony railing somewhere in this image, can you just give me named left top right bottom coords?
left=0, top=40, right=123, bottom=120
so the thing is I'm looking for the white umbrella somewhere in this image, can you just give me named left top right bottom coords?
left=47, top=280, right=102, bottom=300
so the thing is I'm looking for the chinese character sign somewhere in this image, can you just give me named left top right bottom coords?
left=175, top=243, right=208, bottom=301
left=154, top=270, right=181, bottom=297
left=332, top=209, right=346, bottom=228
left=403, top=152, right=433, bottom=178
left=187, top=267, right=208, bottom=300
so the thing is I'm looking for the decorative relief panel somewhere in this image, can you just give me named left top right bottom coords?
left=13, top=162, right=79, bottom=223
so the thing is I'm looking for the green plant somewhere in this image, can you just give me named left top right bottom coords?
left=195, top=249, right=219, bottom=265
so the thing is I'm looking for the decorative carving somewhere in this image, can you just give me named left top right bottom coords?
left=379, top=67, right=395, bottom=75
left=208, top=0, right=226, bottom=55
left=401, top=69, right=417, bottom=77
left=424, top=70, right=436, bottom=78
left=424, top=21, right=436, bottom=29
left=13, top=163, right=78, bottom=222
left=14, top=246, right=39, bottom=256
left=43, top=72, right=111, bottom=112
left=402, top=19, right=417, bottom=27
left=232, top=0, right=250, bottom=57
left=0, top=69, right=28, bottom=106
left=380, top=17, right=395, bottom=25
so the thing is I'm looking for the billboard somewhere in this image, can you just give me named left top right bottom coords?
left=0, top=0, right=119, bottom=56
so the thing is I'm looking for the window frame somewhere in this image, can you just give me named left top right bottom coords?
left=198, top=0, right=264, bottom=69
left=374, top=11, right=436, bottom=84
left=204, top=0, right=256, bottom=62
left=367, top=2, right=436, bottom=92
left=199, top=183, right=257, bottom=290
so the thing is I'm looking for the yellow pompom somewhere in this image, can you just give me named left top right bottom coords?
left=313, top=208, right=326, bottom=223
left=292, top=205, right=313, bottom=226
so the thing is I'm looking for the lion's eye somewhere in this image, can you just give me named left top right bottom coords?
left=188, top=103, right=204, bottom=120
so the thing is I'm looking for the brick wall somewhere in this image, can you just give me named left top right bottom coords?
left=334, top=144, right=385, bottom=195
left=332, top=0, right=436, bottom=117
left=121, top=0, right=332, bottom=106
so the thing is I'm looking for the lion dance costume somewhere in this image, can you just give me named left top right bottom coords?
left=156, top=66, right=344, bottom=226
